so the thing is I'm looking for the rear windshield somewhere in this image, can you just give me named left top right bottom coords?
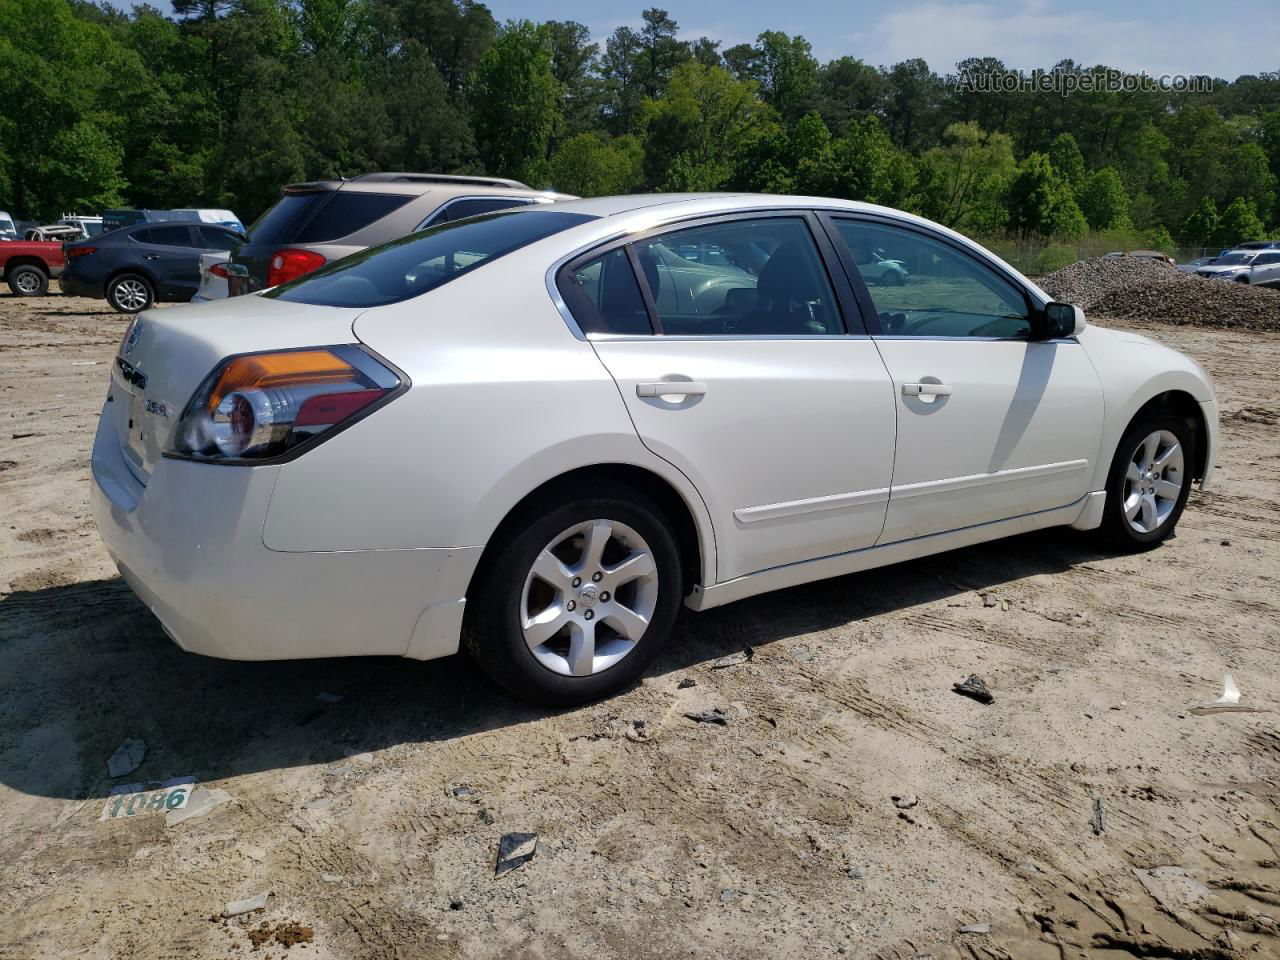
left=264, top=210, right=596, bottom=307
left=248, top=191, right=413, bottom=246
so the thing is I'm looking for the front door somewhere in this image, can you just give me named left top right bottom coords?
left=558, top=213, right=897, bottom=582
left=826, top=215, right=1104, bottom=544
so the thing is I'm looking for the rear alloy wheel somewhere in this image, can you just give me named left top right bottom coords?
left=465, top=483, right=682, bottom=705
left=107, top=274, right=154, bottom=313
left=8, top=265, right=48, bottom=297
left=1099, top=414, right=1193, bottom=551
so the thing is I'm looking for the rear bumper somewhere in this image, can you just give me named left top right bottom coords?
left=90, top=402, right=479, bottom=661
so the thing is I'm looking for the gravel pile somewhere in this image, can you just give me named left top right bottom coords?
left=1039, top=257, right=1280, bottom=332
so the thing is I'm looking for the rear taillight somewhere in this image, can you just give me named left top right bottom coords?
left=209, top=262, right=230, bottom=279
left=67, top=246, right=96, bottom=257
left=268, top=249, right=326, bottom=287
left=165, top=345, right=403, bottom=464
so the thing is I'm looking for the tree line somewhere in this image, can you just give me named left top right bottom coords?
left=4, top=0, right=1280, bottom=252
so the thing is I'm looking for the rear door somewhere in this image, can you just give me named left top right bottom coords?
left=132, top=225, right=201, bottom=298
left=1252, top=251, right=1280, bottom=287
left=558, top=211, right=898, bottom=582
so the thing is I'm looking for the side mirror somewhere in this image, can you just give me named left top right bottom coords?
left=1038, top=301, right=1086, bottom=339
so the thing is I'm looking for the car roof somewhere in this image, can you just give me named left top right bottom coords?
left=283, top=172, right=551, bottom=198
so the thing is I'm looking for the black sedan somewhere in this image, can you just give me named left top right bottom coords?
left=61, top=222, right=246, bottom=313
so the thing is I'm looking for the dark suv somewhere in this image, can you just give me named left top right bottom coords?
left=60, top=222, right=246, bottom=313
left=228, top=172, right=570, bottom=294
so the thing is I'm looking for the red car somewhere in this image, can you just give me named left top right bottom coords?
left=0, top=240, right=66, bottom=296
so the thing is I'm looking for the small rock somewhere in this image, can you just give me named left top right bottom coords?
left=449, top=899, right=464, bottom=911
left=792, top=644, right=814, bottom=662
left=451, top=785, right=475, bottom=799
left=1220, top=539, right=1231, bottom=546
left=478, top=808, right=495, bottom=825
left=847, top=866, right=864, bottom=879
left=711, top=647, right=754, bottom=669
left=223, top=891, right=270, bottom=917
left=719, top=889, right=736, bottom=902
left=316, top=692, right=344, bottom=703
left=106, top=738, right=146, bottom=778
left=958, top=922, right=991, bottom=934
left=982, top=593, right=999, bottom=608
left=496, top=832, right=538, bottom=877
left=952, top=675, right=994, bottom=705
left=1015, top=860, right=1041, bottom=877
left=167, top=787, right=233, bottom=826
left=683, top=708, right=729, bottom=726
left=892, top=795, right=918, bottom=810
left=677, top=677, right=697, bottom=689
left=321, top=873, right=343, bottom=884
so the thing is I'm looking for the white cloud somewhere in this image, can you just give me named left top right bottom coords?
left=854, top=0, right=1263, bottom=78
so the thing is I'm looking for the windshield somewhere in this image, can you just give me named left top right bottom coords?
left=1216, top=253, right=1255, bottom=265
left=264, top=210, right=596, bottom=308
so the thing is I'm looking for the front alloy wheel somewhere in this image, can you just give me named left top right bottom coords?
left=465, top=482, right=682, bottom=705
left=1101, top=413, right=1193, bottom=550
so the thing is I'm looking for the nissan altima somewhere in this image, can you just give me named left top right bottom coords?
left=92, top=194, right=1218, bottom=704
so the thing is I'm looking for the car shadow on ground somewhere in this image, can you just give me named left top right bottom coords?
left=0, top=527, right=1110, bottom=802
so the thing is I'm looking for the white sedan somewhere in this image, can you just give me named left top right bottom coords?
left=191, top=251, right=231, bottom=302
left=92, top=194, right=1218, bottom=704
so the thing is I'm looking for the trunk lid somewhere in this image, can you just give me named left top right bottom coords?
left=108, top=295, right=365, bottom=485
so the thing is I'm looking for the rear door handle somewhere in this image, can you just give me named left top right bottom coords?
left=902, top=382, right=953, bottom=397
left=637, top=381, right=708, bottom=398
left=143, top=255, right=160, bottom=260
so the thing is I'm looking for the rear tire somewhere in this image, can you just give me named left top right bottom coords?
left=463, top=481, right=682, bottom=705
left=8, top=265, right=48, bottom=297
left=1098, top=413, right=1194, bottom=552
left=107, top=273, right=154, bottom=313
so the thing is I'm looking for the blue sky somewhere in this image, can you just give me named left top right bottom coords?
left=118, top=0, right=1277, bottom=79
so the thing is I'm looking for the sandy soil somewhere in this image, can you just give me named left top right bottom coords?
left=1, top=291, right=1279, bottom=960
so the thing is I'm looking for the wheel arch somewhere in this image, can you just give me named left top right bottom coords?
left=1124, top=389, right=1210, bottom=481
left=465, top=462, right=713, bottom=603
left=3, top=257, right=50, bottom=279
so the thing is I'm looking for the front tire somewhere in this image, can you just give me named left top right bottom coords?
left=464, top=482, right=683, bottom=705
left=107, top=273, right=154, bottom=313
left=1099, top=413, right=1194, bottom=551
left=8, top=265, right=48, bottom=297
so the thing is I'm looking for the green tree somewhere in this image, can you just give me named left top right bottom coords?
left=1145, top=224, right=1176, bottom=255
left=1047, top=132, right=1085, bottom=188
left=1213, top=197, right=1266, bottom=246
left=918, top=122, right=1014, bottom=230
left=1076, top=167, right=1131, bottom=231
left=1007, top=152, right=1084, bottom=240
left=751, top=31, right=818, bottom=122
left=546, top=132, right=643, bottom=195
left=468, top=20, right=560, bottom=183
left=1179, top=196, right=1218, bottom=245
left=1224, top=143, right=1277, bottom=224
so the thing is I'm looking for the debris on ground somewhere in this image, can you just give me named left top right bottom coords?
left=957, top=922, right=992, bottom=934
left=892, top=795, right=918, bottom=810
left=982, top=592, right=999, bottom=608
left=624, top=719, right=653, bottom=742
left=683, top=708, right=730, bottom=726
left=166, top=786, right=231, bottom=826
left=101, top=777, right=195, bottom=822
left=711, top=646, right=754, bottom=669
left=952, top=675, right=994, bottom=705
left=451, top=785, right=475, bottom=800
left=1133, top=866, right=1211, bottom=913
left=1189, top=673, right=1270, bottom=715
left=247, top=920, right=314, bottom=950
left=1040, top=256, right=1280, bottom=332
left=106, top=738, right=146, bottom=778
left=677, top=677, right=697, bottom=689
left=1091, top=797, right=1105, bottom=835
left=223, top=891, right=271, bottom=917
left=495, top=832, right=538, bottom=877
left=791, top=644, right=814, bottom=662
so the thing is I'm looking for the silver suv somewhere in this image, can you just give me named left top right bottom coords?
left=228, top=172, right=571, bottom=294
left=1195, top=248, right=1280, bottom=287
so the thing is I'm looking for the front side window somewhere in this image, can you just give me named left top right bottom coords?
left=634, top=217, right=841, bottom=336
left=832, top=219, right=1031, bottom=338
left=266, top=210, right=595, bottom=308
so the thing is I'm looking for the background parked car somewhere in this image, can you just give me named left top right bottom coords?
left=60, top=221, right=247, bottom=312
left=104, top=208, right=246, bottom=233
left=191, top=251, right=231, bottom=302
left=1195, top=249, right=1280, bottom=286
left=1178, top=256, right=1218, bottom=272
left=228, top=172, right=571, bottom=295
left=0, top=239, right=65, bottom=295
left=0, top=210, right=17, bottom=239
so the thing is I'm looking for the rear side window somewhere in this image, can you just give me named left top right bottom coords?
left=293, top=193, right=413, bottom=243
left=561, top=248, right=652, bottom=335
left=134, top=226, right=193, bottom=247
left=197, top=227, right=243, bottom=251
left=265, top=210, right=596, bottom=307
left=426, top=197, right=531, bottom=226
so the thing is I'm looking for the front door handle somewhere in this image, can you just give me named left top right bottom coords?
left=637, top=381, right=708, bottom=398
left=143, top=254, right=160, bottom=260
left=902, top=382, right=953, bottom=397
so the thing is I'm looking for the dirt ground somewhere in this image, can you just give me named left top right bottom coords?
left=2, top=290, right=1279, bottom=960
